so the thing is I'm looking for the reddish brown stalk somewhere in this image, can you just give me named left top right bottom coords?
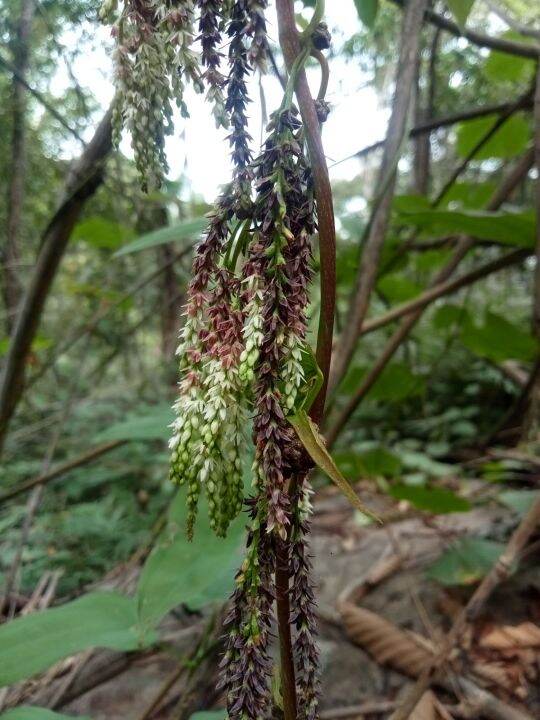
left=273, top=4, right=336, bottom=719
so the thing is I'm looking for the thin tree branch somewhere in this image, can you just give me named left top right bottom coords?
left=0, top=52, right=86, bottom=145
left=325, top=147, right=534, bottom=446
left=0, top=439, right=126, bottom=505
left=389, top=0, right=540, bottom=59
left=333, top=95, right=534, bottom=166
left=484, top=0, right=540, bottom=41
left=361, top=247, right=530, bottom=336
left=2, top=0, right=35, bottom=334
left=389, top=495, right=540, bottom=720
left=0, top=106, right=113, bottom=455
left=328, top=0, right=429, bottom=395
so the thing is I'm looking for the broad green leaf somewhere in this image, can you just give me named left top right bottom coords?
left=446, top=0, right=475, bottom=26
left=461, top=312, right=537, bottom=363
left=389, top=484, right=470, bottom=513
left=114, top=217, right=206, bottom=257
left=0, top=709, right=90, bottom=720
left=499, top=490, right=540, bottom=515
left=0, top=592, right=148, bottom=688
left=297, top=344, right=324, bottom=414
left=393, top=195, right=431, bottom=214
left=377, top=275, right=423, bottom=303
left=353, top=0, right=378, bottom=28
left=427, top=538, right=505, bottom=586
left=397, top=207, right=535, bottom=248
left=483, top=32, right=536, bottom=83
left=456, top=114, right=530, bottom=160
left=136, top=496, right=245, bottom=629
left=73, top=217, right=133, bottom=250
left=95, top=404, right=174, bottom=442
left=414, top=249, right=454, bottom=272
left=442, top=181, right=496, bottom=210
left=288, top=411, right=381, bottom=521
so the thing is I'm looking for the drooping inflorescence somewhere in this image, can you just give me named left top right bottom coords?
left=104, top=2, right=329, bottom=717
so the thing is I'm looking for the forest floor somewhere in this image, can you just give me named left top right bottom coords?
left=14, top=484, right=540, bottom=720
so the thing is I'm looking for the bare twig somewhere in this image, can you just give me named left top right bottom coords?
left=329, top=0, right=429, bottom=395
left=2, top=0, right=35, bottom=334
left=360, top=248, right=530, bottom=337
left=0, top=439, right=126, bottom=505
left=389, top=0, right=540, bottom=59
left=0, top=53, right=86, bottom=145
left=388, top=496, right=540, bottom=720
left=333, top=95, right=534, bottom=166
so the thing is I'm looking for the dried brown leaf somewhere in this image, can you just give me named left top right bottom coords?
left=409, top=690, right=438, bottom=720
left=480, top=622, right=540, bottom=650
left=338, top=601, right=434, bottom=678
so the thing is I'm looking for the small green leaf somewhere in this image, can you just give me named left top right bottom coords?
left=114, top=217, right=206, bottom=257
left=297, top=344, right=323, bottom=413
left=0, top=709, right=90, bottom=720
left=432, top=304, right=469, bottom=330
left=370, top=363, right=425, bottom=403
left=353, top=0, right=378, bottom=28
left=288, top=411, right=381, bottom=522
left=446, top=0, right=475, bottom=26
left=456, top=114, right=530, bottom=161
left=389, top=485, right=470, bottom=513
left=0, top=592, right=149, bottom=688
left=357, top=447, right=402, bottom=478
left=427, top=537, right=505, bottom=586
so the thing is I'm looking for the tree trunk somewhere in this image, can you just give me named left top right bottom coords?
left=2, top=0, right=35, bottom=333
left=0, top=107, right=113, bottom=456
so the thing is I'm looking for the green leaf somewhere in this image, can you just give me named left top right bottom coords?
left=483, top=32, right=536, bottom=83
left=0, top=592, right=148, bottom=688
left=297, top=344, right=323, bottom=413
left=456, top=114, right=530, bottom=160
left=389, top=484, right=470, bottom=513
left=190, top=714, right=226, bottom=720
left=427, top=537, right=505, bottom=586
left=445, top=0, right=475, bottom=26
left=73, top=217, right=133, bottom=250
left=334, top=447, right=402, bottom=479
left=499, top=490, right=540, bottom=515
left=0, top=709, right=90, bottom=720
left=353, top=0, right=378, bottom=28
left=136, top=492, right=246, bottom=629
left=442, top=181, right=496, bottom=210
left=461, top=312, right=538, bottom=363
left=114, top=217, right=206, bottom=257
left=95, top=404, right=174, bottom=442
left=397, top=207, right=535, bottom=248
left=393, top=195, right=431, bottom=213
left=288, top=411, right=381, bottom=521
left=432, top=304, right=469, bottom=330
left=377, top=274, right=423, bottom=303
left=358, top=447, right=402, bottom=478
left=370, top=363, right=425, bottom=402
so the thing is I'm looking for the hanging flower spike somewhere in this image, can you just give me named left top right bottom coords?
left=290, top=479, right=320, bottom=720
left=105, top=0, right=202, bottom=190
left=197, top=0, right=228, bottom=128
left=169, top=190, right=249, bottom=538
left=219, top=498, right=274, bottom=720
